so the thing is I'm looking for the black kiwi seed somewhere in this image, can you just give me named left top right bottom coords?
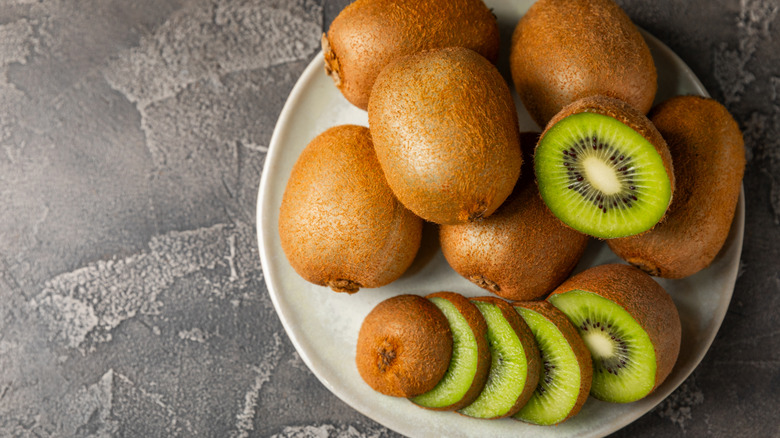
left=538, top=350, right=555, bottom=390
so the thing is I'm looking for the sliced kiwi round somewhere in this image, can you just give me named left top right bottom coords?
left=535, top=96, right=674, bottom=239
left=547, top=264, right=681, bottom=403
left=411, top=292, right=490, bottom=411
left=512, top=301, right=592, bottom=425
left=458, top=297, right=540, bottom=419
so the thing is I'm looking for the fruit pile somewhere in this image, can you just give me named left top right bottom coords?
left=357, top=264, right=681, bottom=425
left=277, top=0, right=745, bottom=427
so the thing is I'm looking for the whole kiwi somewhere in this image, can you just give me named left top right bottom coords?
left=440, top=133, right=589, bottom=300
left=356, top=294, right=453, bottom=397
left=608, top=96, right=745, bottom=278
left=278, top=125, right=422, bottom=293
left=322, top=0, right=500, bottom=110
left=510, top=0, right=657, bottom=128
left=369, top=47, right=522, bottom=225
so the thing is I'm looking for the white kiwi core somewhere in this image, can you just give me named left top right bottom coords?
left=583, top=330, right=615, bottom=359
left=582, top=156, right=621, bottom=195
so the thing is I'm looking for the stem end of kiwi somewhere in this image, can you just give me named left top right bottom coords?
left=321, top=33, right=342, bottom=87
left=626, top=257, right=661, bottom=277
left=462, top=201, right=489, bottom=223
left=469, top=275, right=501, bottom=293
left=328, top=279, right=361, bottom=293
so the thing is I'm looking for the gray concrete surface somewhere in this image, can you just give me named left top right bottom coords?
left=0, top=0, right=778, bottom=436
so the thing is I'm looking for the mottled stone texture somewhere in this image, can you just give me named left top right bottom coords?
left=0, top=0, right=777, bottom=436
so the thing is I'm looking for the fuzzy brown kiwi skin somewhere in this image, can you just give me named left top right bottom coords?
left=511, top=301, right=592, bottom=425
left=510, top=0, right=657, bottom=128
left=468, top=296, right=541, bottom=419
left=369, top=47, right=522, bottom=225
left=440, top=133, right=588, bottom=300
left=412, top=292, right=491, bottom=411
left=608, top=96, right=745, bottom=278
left=278, top=125, right=422, bottom=293
left=547, top=264, right=682, bottom=397
left=538, top=95, right=676, bottom=233
left=356, top=294, right=453, bottom=397
left=322, top=0, right=500, bottom=111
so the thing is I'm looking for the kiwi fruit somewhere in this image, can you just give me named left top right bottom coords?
left=411, top=292, right=491, bottom=411
left=322, top=0, right=500, bottom=110
left=547, top=264, right=681, bottom=403
left=510, top=0, right=657, bottom=128
left=369, top=47, right=522, bottom=225
left=512, top=301, right=592, bottom=426
left=278, top=125, right=422, bottom=293
left=458, top=297, right=540, bottom=419
left=440, top=133, right=589, bottom=300
left=534, top=95, right=675, bottom=239
left=608, top=96, right=746, bottom=278
left=356, top=294, right=453, bottom=397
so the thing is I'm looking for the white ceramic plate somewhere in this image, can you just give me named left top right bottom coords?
left=257, top=1, right=745, bottom=436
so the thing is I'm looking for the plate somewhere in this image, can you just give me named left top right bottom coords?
left=256, top=1, right=745, bottom=436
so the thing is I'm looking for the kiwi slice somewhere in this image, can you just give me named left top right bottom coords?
left=411, top=292, right=490, bottom=410
left=535, top=96, right=674, bottom=239
left=458, top=297, right=540, bottom=419
left=512, top=301, right=592, bottom=425
left=547, top=264, right=681, bottom=403
left=355, top=294, right=453, bottom=398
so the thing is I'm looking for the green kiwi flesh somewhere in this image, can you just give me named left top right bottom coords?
left=548, top=290, right=657, bottom=403
left=535, top=112, right=672, bottom=238
left=512, top=304, right=590, bottom=425
left=412, top=296, right=485, bottom=409
left=458, top=300, right=535, bottom=419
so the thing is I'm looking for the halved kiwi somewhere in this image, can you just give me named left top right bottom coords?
left=458, top=297, right=540, bottom=419
left=534, top=96, right=675, bottom=239
left=356, top=294, right=453, bottom=398
left=547, top=264, right=681, bottom=403
left=512, top=301, right=592, bottom=425
left=411, top=292, right=491, bottom=411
